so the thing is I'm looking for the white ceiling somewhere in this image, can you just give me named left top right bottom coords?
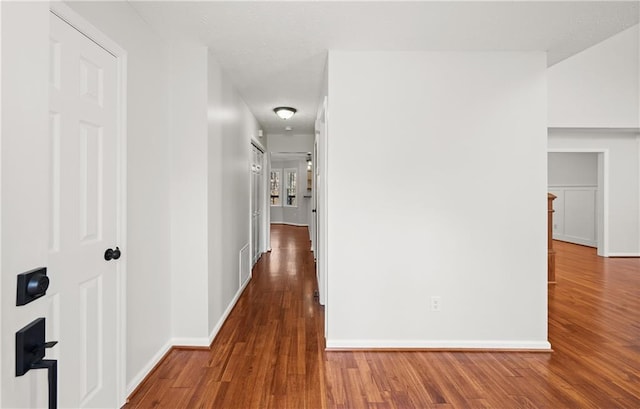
left=129, top=1, right=639, bottom=135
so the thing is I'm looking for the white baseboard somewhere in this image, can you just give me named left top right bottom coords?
left=607, top=252, right=640, bottom=257
left=325, top=339, right=552, bottom=350
left=553, top=235, right=596, bottom=248
left=127, top=339, right=172, bottom=395
left=126, top=276, right=252, bottom=398
left=171, top=337, right=210, bottom=347
left=209, top=274, right=251, bottom=344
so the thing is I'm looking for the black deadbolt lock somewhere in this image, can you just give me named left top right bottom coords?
left=17, top=267, right=49, bottom=306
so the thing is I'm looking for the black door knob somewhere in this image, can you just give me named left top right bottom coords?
left=104, top=247, right=121, bottom=261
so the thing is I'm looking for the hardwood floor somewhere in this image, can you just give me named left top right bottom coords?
left=124, top=228, right=640, bottom=408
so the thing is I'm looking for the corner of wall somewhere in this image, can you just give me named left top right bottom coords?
left=126, top=339, right=173, bottom=396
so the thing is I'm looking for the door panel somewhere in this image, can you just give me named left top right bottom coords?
left=49, top=13, right=118, bottom=408
left=79, top=122, right=103, bottom=242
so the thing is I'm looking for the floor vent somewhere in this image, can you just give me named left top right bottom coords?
left=239, top=244, right=250, bottom=287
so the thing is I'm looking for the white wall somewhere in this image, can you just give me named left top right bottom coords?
left=168, top=43, right=209, bottom=342
left=548, top=153, right=597, bottom=186
left=270, top=159, right=311, bottom=226
left=207, top=54, right=224, bottom=337
left=549, top=130, right=640, bottom=255
left=1, top=3, right=50, bottom=407
left=207, top=51, right=260, bottom=338
left=548, top=25, right=639, bottom=128
left=66, top=1, right=175, bottom=394
left=268, top=134, right=314, bottom=153
left=1, top=7, right=3, bottom=405
left=327, top=51, right=549, bottom=349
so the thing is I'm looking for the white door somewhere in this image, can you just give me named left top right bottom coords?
left=49, top=12, right=119, bottom=408
left=311, top=138, right=318, bottom=255
left=315, top=99, right=327, bottom=309
left=251, top=145, right=264, bottom=265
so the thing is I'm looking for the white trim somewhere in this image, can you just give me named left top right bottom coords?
left=266, top=153, right=272, bottom=252
left=208, top=275, right=251, bottom=344
left=548, top=127, right=640, bottom=135
left=319, top=96, right=328, bottom=335
left=248, top=142, right=253, bottom=270
left=548, top=148, right=609, bottom=257
left=0, top=3, right=3, bottom=403
left=637, top=134, right=640, bottom=256
left=270, top=222, right=309, bottom=227
left=251, top=136, right=266, bottom=153
left=49, top=3, right=129, bottom=406
left=607, top=253, right=640, bottom=257
left=250, top=144, right=268, bottom=265
left=50, top=3, right=123, bottom=57
left=126, top=340, right=172, bottom=396
left=553, top=236, right=597, bottom=248
left=325, top=339, right=552, bottom=350
left=170, top=337, right=210, bottom=348
left=548, top=183, right=597, bottom=188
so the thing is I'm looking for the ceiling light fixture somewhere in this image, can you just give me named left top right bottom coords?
left=273, top=106, right=297, bottom=120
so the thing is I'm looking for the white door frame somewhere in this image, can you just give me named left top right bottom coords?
left=250, top=141, right=266, bottom=265
left=0, top=5, right=4, bottom=405
left=315, top=97, right=328, bottom=336
left=49, top=3, right=128, bottom=405
left=547, top=148, right=609, bottom=257
left=266, top=152, right=272, bottom=251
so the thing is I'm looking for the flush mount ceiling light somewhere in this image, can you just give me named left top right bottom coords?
left=273, top=106, right=297, bottom=120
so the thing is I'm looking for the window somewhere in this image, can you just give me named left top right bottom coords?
left=284, top=168, right=297, bottom=207
left=270, top=169, right=281, bottom=206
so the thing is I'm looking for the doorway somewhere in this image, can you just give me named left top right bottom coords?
left=548, top=149, right=608, bottom=256
left=270, top=152, right=312, bottom=228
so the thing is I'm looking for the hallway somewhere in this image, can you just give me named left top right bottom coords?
left=125, top=226, right=640, bottom=408
left=125, top=225, right=326, bottom=408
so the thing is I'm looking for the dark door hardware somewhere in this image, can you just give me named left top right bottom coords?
left=312, top=209, right=317, bottom=213
left=16, top=267, right=49, bottom=306
left=16, top=318, right=58, bottom=409
left=104, top=246, right=121, bottom=261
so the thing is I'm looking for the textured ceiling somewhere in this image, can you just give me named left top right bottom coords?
left=129, top=1, right=639, bottom=136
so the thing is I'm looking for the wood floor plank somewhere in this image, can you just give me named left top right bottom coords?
left=124, top=230, right=640, bottom=408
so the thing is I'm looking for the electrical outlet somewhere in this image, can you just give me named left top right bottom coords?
left=430, top=296, right=441, bottom=312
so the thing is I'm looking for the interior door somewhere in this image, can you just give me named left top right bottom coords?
left=312, top=138, right=319, bottom=256
left=49, top=12, right=119, bottom=407
left=251, top=145, right=264, bottom=265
